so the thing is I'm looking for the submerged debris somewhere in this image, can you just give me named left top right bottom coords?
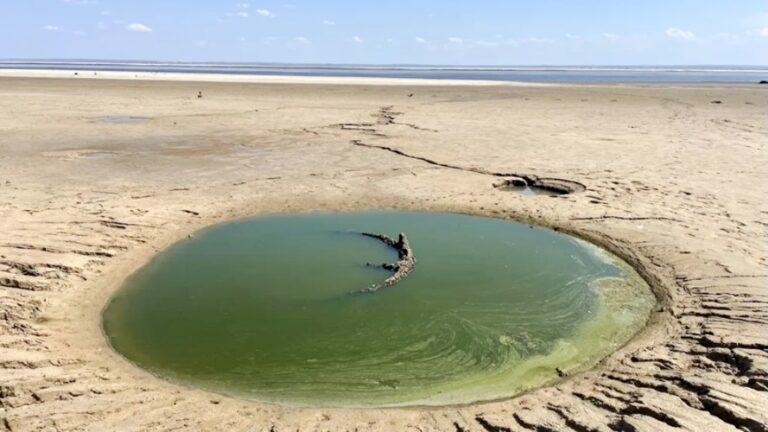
left=359, top=232, right=415, bottom=293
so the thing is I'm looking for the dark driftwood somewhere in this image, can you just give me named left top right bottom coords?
left=359, top=232, right=415, bottom=293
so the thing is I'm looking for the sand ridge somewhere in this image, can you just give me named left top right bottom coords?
left=0, top=75, right=766, bottom=431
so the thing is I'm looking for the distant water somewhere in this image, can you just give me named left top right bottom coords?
left=2, top=60, right=767, bottom=84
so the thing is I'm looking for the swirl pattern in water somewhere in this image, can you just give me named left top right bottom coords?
left=102, top=212, right=655, bottom=407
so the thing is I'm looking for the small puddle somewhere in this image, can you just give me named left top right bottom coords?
left=495, top=178, right=583, bottom=196
left=99, top=116, right=150, bottom=124
left=498, top=184, right=567, bottom=196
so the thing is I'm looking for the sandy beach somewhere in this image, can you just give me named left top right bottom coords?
left=0, top=73, right=766, bottom=431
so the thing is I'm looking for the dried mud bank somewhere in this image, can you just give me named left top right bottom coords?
left=0, top=76, right=766, bottom=432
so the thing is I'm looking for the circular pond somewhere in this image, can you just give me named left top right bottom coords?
left=102, top=211, right=655, bottom=407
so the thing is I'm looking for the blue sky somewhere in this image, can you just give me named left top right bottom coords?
left=3, top=0, right=768, bottom=65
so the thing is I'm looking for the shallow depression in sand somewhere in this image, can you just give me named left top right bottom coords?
left=98, top=116, right=150, bottom=124
left=498, top=184, right=567, bottom=196
left=494, top=178, right=581, bottom=196
left=102, top=211, right=655, bottom=407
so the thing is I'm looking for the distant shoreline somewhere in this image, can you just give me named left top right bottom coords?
left=0, top=68, right=517, bottom=86
left=2, top=60, right=767, bottom=73
left=1, top=61, right=766, bottom=84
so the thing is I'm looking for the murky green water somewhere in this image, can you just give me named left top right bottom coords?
left=103, top=211, right=654, bottom=407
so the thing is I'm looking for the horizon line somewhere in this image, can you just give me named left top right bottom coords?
left=1, top=59, right=768, bottom=70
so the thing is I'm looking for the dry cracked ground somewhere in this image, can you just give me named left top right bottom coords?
left=0, top=77, right=766, bottom=431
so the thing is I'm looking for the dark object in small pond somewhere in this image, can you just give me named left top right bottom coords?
left=556, top=368, right=568, bottom=378
left=359, top=232, right=415, bottom=294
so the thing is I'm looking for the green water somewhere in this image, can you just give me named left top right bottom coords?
left=102, top=211, right=655, bottom=407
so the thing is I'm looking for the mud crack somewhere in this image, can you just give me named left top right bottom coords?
left=351, top=140, right=586, bottom=194
left=328, top=106, right=438, bottom=138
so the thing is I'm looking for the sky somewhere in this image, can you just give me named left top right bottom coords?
left=2, top=0, right=768, bottom=65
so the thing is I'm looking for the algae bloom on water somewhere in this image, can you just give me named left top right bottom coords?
left=102, top=211, right=655, bottom=407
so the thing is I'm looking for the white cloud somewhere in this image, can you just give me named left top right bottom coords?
left=666, top=27, right=695, bottom=40
left=293, top=36, right=310, bottom=44
left=415, top=37, right=427, bottom=44
left=255, top=9, right=274, bottom=17
left=43, top=25, right=61, bottom=31
left=448, top=37, right=463, bottom=44
left=72, top=30, right=86, bottom=36
left=565, top=33, right=580, bottom=40
left=96, top=21, right=105, bottom=30
left=236, top=11, right=249, bottom=17
left=602, top=32, right=619, bottom=41
left=322, top=20, right=336, bottom=25
left=353, top=35, right=364, bottom=44
left=236, top=2, right=249, bottom=9
left=126, top=23, right=152, bottom=33
left=757, top=27, right=768, bottom=37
